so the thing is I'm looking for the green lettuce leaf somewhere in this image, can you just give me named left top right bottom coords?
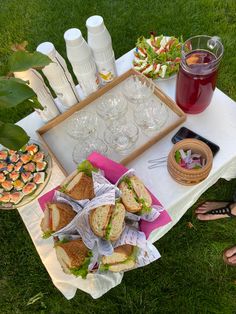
left=70, top=252, right=92, bottom=279
left=42, top=230, right=53, bottom=239
left=77, top=160, right=98, bottom=177
left=139, top=198, right=152, bottom=215
left=121, top=176, right=133, bottom=190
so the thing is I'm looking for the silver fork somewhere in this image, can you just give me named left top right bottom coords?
left=147, top=156, right=167, bottom=169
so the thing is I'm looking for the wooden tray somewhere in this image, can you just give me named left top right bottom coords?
left=37, top=69, right=186, bottom=175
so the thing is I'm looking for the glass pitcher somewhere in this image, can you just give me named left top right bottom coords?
left=176, top=35, right=224, bottom=114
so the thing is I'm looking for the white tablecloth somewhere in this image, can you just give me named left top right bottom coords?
left=16, top=50, right=236, bottom=299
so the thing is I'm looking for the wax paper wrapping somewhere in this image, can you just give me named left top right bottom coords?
left=52, top=171, right=119, bottom=256
left=98, top=225, right=160, bottom=272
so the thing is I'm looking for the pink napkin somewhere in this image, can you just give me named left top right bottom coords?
left=38, top=152, right=172, bottom=239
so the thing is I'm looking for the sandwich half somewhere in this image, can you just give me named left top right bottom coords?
left=89, top=202, right=125, bottom=241
left=101, top=244, right=137, bottom=272
left=55, top=239, right=92, bottom=278
left=118, top=176, right=152, bottom=214
left=41, top=202, right=76, bottom=238
left=60, top=160, right=98, bottom=201
left=60, top=171, right=95, bottom=200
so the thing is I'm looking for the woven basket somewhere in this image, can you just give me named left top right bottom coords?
left=167, top=138, right=213, bottom=185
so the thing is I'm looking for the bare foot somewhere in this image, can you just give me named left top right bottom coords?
left=195, top=202, right=236, bottom=221
left=223, top=246, right=236, bottom=266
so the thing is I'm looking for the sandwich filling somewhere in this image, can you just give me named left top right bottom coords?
left=121, top=176, right=152, bottom=214
left=89, top=202, right=125, bottom=241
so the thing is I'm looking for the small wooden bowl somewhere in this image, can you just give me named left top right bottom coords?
left=167, top=138, right=213, bottom=185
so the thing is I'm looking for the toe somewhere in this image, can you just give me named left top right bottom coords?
left=225, top=246, right=236, bottom=258
left=196, top=213, right=229, bottom=221
left=227, top=254, right=236, bottom=265
left=195, top=201, right=230, bottom=214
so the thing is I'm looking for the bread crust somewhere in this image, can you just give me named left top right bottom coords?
left=40, top=204, right=51, bottom=232
left=130, top=176, right=152, bottom=206
left=108, top=203, right=125, bottom=241
left=50, top=202, right=76, bottom=231
left=56, top=239, right=89, bottom=268
left=102, top=244, right=133, bottom=264
left=108, top=259, right=136, bottom=272
left=64, top=172, right=95, bottom=200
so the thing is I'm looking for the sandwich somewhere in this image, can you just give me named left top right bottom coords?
left=100, top=244, right=137, bottom=272
left=55, top=238, right=92, bottom=278
left=89, top=202, right=125, bottom=241
left=41, top=202, right=76, bottom=238
left=60, top=160, right=97, bottom=201
left=118, top=176, right=152, bottom=214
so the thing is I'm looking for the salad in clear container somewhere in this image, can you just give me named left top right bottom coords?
left=133, top=34, right=184, bottom=79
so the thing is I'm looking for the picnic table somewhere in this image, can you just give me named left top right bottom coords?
left=16, top=49, right=236, bottom=298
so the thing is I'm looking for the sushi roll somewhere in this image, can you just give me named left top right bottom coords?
left=9, top=171, right=20, bottom=181
left=6, top=163, right=14, bottom=173
left=24, top=143, right=39, bottom=154
left=13, top=179, right=25, bottom=191
left=0, top=150, right=8, bottom=161
left=20, top=154, right=32, bottom=164
left=0, top=173, right=6, bottom=183
left=21, top=172, right=33, bottom=183
left=14, top=161, right=23, bottom=172
left=33, top=172, right=45, bottom=184
left=33, top=152, right=45, bottom=162
left=22, top=182, right=37, bottom=195
left=23, top=162, right=36, bottom=172
left=1, top=180, right=13, bottom=192
left=0, top=192, right=11, bottom=203
left=9, top=153, right=19, bottom=163
left=0, top=161, right=7, bottom=170
left=10, top=192, right=24, bottom=205
left=36, top=161, right=47, bottom=172
left=8, top=150, right=16, bottom=156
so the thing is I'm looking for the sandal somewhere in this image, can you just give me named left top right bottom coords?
left=203, top=202, right=236, bottom=218
left=223, top=247, right=236, bottom=266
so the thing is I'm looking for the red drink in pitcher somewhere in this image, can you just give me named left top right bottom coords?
left=176, top=36, right=224, bottom=114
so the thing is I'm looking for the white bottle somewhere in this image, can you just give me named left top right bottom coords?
left=64, top=28, right=99, bottom=97
left=14, top=69, right=60, bottom=122
left=86, top=15, right=117, bottom=85
left=36, top=42, right=81, bottom=111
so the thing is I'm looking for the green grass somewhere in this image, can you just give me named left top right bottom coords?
left=0, top=0, right=236, bottom=313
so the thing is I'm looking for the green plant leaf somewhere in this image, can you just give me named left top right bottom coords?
left=0, top=121, right=30, bottom=150
left=8, top=50, right=52, bottom=72
left=0, top=77, right=36, bottom=108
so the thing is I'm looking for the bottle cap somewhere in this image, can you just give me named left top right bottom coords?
left=64, top=28, right=83, bottom=46
left=86, top=15, right=105, bottom=33
left=37, top=42, right=56, bottom=59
